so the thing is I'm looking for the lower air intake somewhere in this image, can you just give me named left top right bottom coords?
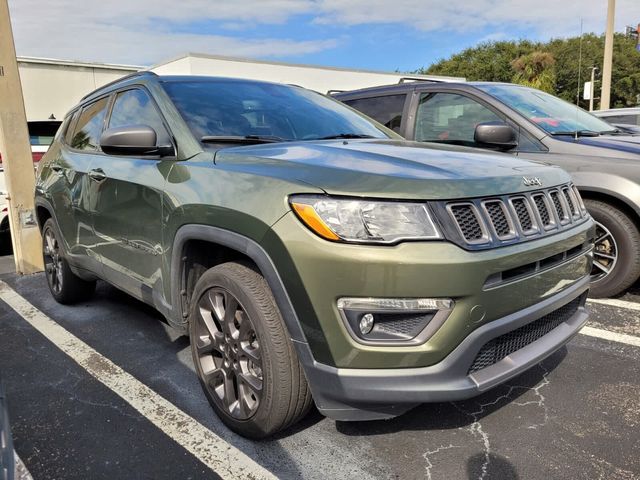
left=468, top=294, right=584, bottom=374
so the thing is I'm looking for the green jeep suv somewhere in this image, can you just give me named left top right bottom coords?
left=35, top=72, right=594, bottom=438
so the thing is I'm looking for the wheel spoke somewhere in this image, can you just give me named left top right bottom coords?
left=203, top=366, right=224, bottom=385
left=223, top=372, right=237, bottom=410
left=595, top=231, right=613, bottom=244
left=238, top=372, right=262, bottom=395
left=241, top=343, right=260, bottom=363
left=223, top=293, right=239, bottom=335
left=594, top=251, right=616, bottom=260
left=593, top=260, right=611, bottom=274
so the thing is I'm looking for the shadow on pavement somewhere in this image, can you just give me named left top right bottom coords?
left=467, top=452, right=519, bottom=479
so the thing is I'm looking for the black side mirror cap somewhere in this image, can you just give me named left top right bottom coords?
left=100, top=125, right=175, bottom=157
left=474, top=121, right=518, bottom=150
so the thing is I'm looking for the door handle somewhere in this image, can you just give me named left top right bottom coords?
left=88, top=168, right=107, bottom=182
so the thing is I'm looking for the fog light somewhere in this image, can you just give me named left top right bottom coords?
left=359, top=313, right=375, bottom=334
left=337, top=297, right=454, bottom=345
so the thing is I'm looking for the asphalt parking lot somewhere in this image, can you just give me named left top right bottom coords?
left=1, top=256, right=639, bottom=480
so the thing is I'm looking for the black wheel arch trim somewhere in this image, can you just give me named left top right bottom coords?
left=170, top=224, right=309, bottom=345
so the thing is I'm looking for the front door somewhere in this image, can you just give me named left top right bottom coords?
left=89, top=88, right=174, bottom=302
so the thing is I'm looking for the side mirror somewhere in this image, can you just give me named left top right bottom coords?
left=474, top=121, right=518, bottom=150
left=100, top=125, right=175, bottom=157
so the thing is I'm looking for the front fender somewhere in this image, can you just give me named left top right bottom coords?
left=571, top=171, right=640, bottom=218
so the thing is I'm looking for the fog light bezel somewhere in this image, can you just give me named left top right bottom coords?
left=337, top=297, right=454, bottom=346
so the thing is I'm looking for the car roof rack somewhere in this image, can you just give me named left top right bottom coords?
left=326, top=89, right=347, bottom=95
left=397, top=76, right=444, bottom=84
left=80, top=70, right=158, bottom=101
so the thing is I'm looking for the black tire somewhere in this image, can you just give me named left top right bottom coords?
left=42, top=218, right=96, bottom=304
left=585, top=200, right=640, bottom=298
left=189, top=262, right=312, bottom=438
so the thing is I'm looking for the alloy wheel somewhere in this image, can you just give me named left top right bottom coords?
left=591, top=220, right=618, bottom=282
left=194, top=287, right=263, bottom=420
left=43, top=227, right=63, bottom=294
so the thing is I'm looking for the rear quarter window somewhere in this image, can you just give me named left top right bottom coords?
left=342, top=94, right=406, bottom=133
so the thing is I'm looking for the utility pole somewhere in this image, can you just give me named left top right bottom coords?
left=0, top=0, right=44, bottom=274
left=600, top=0, right=615, bottom=110
left=589, top=67, right=598, bottom=111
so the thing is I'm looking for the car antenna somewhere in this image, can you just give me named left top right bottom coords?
left=575, top=18, right=584, bottom=141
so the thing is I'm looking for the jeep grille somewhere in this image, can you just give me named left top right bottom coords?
left=441, top=183, right=589, bottom=249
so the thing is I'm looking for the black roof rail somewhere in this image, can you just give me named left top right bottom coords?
left=80, top=70, right=158, bottom=101
left=397, top=76, right=443, bottom=84
left=326, top=89, right=346, bottom=95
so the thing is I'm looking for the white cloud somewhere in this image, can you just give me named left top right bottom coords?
left=313, top=0, right=638, bottom=38
left=8, top=0, right=329, bottom=64
left=7, top=0, right=639, bottom=65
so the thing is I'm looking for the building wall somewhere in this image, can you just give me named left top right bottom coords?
left=152, top=54, right=463, bottom=93
left=18, top=60, right=138, bottom=121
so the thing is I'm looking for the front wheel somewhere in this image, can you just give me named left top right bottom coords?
left=189, top=262, right=312, bottom=438
left=585, top=200, right=640, bottom=298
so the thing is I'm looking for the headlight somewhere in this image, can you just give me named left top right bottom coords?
left=289, top=195, right=441, bottom=244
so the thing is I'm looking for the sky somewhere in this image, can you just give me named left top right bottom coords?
left=8, top=0, right=639, bottom=72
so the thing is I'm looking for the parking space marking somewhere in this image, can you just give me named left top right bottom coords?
left=580, top=325, right=640, bottom=347
left=587, top=297, right=640, bottom=312
left=0, top=281, right=276, bottom=480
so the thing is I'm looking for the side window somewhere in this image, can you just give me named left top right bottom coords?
left=415, top=92, right=503, bottom=146
left=343, top=94, right=406, bottom=133
left=602, top=114, right=638, bottom=125
left=69, top=97, right=110, bottom=151
left=108, top=89, right=169, bottom=144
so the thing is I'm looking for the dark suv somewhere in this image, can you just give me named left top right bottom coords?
left=335, top=82, right=640, bottom=297
left=36, top=73, right=593, bottom=438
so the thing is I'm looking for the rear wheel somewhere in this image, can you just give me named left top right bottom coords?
left=585, top=200, right=640, bottom=298
left=42, top=218, right=96, bottom=304
left=189, top=262, right=312, bottom=438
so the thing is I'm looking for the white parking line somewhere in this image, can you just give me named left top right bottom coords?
left=587, top=297, right=640, bottom=312
left=579, top=326, right=640, bottom=347
left=0, top=281, right=276, bottom=480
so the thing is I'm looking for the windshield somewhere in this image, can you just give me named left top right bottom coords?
left=162, top=80, right=391, bottom=143
left=475, top=84, right=616, bottom=135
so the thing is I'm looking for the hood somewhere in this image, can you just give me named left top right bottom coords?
left=556, top=133, right=640, bottom=155
left=214, top=139, right=570, bottom=200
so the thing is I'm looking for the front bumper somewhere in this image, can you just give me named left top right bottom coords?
left=296, top=276, right=589, bottom=421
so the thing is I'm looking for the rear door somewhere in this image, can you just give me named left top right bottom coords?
left=46, top=96, right=111, bottom=267
left=89, top=87, right=174, bottom=300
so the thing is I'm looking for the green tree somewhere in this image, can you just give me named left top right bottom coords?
left=511, top=51, right=556, bottom=93
left=417, top=33, right=640, bottom=108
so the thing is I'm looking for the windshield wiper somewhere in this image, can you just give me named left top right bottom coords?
left=200, top=135, right=285, bottom=144
left=314, top=133, right=376, bottom=140
left=551, top=130, right=600, bottom=137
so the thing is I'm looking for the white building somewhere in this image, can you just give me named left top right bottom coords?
left=151, top=53, right=463, bottom=94
left=18, top=57, right=141, bottom=121
left=18, top=54, right=464, bottom=122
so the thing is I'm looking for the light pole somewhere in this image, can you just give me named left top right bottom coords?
left=600, top=0, right=615, bottom=110
left=589, top=67, right=598, bottom=112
